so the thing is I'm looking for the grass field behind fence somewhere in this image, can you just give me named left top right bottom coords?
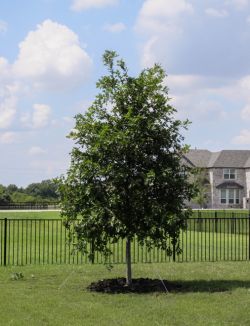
left=1, top=218, right=249, bottom=266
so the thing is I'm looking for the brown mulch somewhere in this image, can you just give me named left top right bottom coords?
left=87, top=278, right=182, bottom=294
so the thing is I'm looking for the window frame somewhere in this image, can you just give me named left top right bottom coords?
left=220, top=188, right=240, bottom=205
left=223, top=168, right=236, bottom=180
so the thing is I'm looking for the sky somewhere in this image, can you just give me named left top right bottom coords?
left=1, top=0, right=250, bottom=186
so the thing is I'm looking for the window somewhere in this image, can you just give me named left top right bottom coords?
left=220, top=189, right=239, bottom=204
left=220, top=189, right=226, bottom=204
left=223, top=168, right=236, bottom=180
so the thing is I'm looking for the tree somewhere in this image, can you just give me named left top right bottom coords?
left=25, top=180, right=59, bottom=201
left=57, top=51, right=195, bottom=286
left=192, top=168, right=210, bottom=209
left=0, top=185, right=12, bottom=205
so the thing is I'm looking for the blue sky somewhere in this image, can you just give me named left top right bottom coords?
left=1, top=0, right=250, bottom=186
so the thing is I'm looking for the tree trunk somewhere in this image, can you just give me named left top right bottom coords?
left=126, top=238, right=132, bottom=286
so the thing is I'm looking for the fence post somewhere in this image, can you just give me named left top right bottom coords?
left=172, top=236, right=176, bottom=262
left=215, top=211, right=218, bottom=233
left=3, top=218, right=7, bottom=266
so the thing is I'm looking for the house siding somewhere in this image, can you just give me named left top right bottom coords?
left=185, top=150, right=250, bottom=209
left=209, top=168, right=245, bottom=209
left=246, top=169, right=250, bottom=199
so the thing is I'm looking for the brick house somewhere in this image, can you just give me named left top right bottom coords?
left=183, top=149, right=250, bottom=209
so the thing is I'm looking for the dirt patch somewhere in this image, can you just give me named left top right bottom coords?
left=87, top=278, right=182, bottom=294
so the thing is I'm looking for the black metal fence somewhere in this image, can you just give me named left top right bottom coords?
left=0, top=202, right=60, bottom=210
left=0, top=217, right=250, bottom=266
left=192, top=210, right=249, bottom=219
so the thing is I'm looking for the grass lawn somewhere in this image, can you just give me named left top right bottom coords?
left=0, top=262, right=250, bottom=325
left=0, top=211, right=61, bottom=219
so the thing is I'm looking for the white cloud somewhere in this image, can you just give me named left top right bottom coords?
left=239, top=75, right=250, bottom=90
left=0, top=20, right=7, bottom=34
left=136, top=0, right=193, bottom=68
left=71, top=0, right=118, bottom=11
left=139, top=0, right=193, bottom=19
left=232, top=129, right=250, bottom=144
left=0, top=132, right=18, bottom=144
left=32, top=104, right=51, bottom=129
left=13, top=20, right=92, bottom=90
left=167, top=74, right=206, bottom=93
left=225, top=0, right=249, bottom=10
left=0, top=96, right=17, bottom=129
left=240, top=105, right=250, bottom=121
left=28, top=146, right=47, bottom=155
left=205, top=8, right=229, bottom=18
left=103, top=22, right=126, bottom=33
left=136, top=0, right=193, bottom=35
left=21, top=104, right=51, bottom=128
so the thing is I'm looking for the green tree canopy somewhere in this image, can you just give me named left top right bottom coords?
left=25, top=180, right=59, bottom=200
left=58, top=51, right=195, bottom=285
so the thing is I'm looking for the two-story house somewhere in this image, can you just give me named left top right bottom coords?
left=183, top=149, right=250, bottom=209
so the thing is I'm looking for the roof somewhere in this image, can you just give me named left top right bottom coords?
left=216, top=182, right=244, bottom=189
left=183, top=149, right=250, bottom=168
left=183, top=149, right=212, bottom=167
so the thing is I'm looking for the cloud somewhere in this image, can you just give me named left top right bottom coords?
left=0, top=96, right=17, bottom=129
left=71, top=0, right=118, bottom=11
left=0, top=20, right=93, bottom=134
left=13, top=20, right=92, bottom=90
left=136, top=0, right=194, bottom=69
left=138, top=0, right=193, bottom=19
left=167, top=74, right=206, bottom=93
left=103, top=22, right=126, bottom=33
left=32, top=104, right=51, bottom=129
left=136, top=0, right=193, bottom=35
left=225, top=0, right=249, bottom=10
left=240, top=105, right=250, bottom=121
left=0, top=132, right=18, bottom=144
left=0, top=20, right=7, bottom=34
left=205, top=8, right=229, bottom=18
left=28, top=146, right=47, bottom=155
left=20, top=104, right=51, bottom=129
left=232, top=129, right=250, bottom=144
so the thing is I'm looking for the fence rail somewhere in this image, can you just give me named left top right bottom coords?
left=0, top=217, right=250, bottom=266
left=0, top=202, right=60, bottom=210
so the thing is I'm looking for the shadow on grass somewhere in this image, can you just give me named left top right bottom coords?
left=175, top=279, right=250, bottom=293
left=87, top=278, right=250, bottom=294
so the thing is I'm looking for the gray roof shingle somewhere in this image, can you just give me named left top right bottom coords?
left=184, top=149, right=250, bottom=168
left=184, top=149, right=212, bottom=167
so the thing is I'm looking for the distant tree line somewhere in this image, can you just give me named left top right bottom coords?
left=0, top=180, right=59, bottom=205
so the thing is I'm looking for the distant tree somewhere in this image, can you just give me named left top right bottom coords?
left=11, top=192, right=37, bottom=203
left=57, top=51, right=195, bottom=285
left=0, top=185, right=12, bottom=205
left=6, top=184, right=19, bottom=193
left=25, top=180, right=59, bottom=200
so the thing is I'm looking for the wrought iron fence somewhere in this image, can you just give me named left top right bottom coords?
left=0, top=217, right=250, bottom=266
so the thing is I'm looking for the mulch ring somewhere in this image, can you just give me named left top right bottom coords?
left=87, top=278, right=182, bottom=294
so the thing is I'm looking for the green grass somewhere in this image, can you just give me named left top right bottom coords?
left=1, top=262, right=250, bottom=325
left=0, top=211, right=61, bottom=219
